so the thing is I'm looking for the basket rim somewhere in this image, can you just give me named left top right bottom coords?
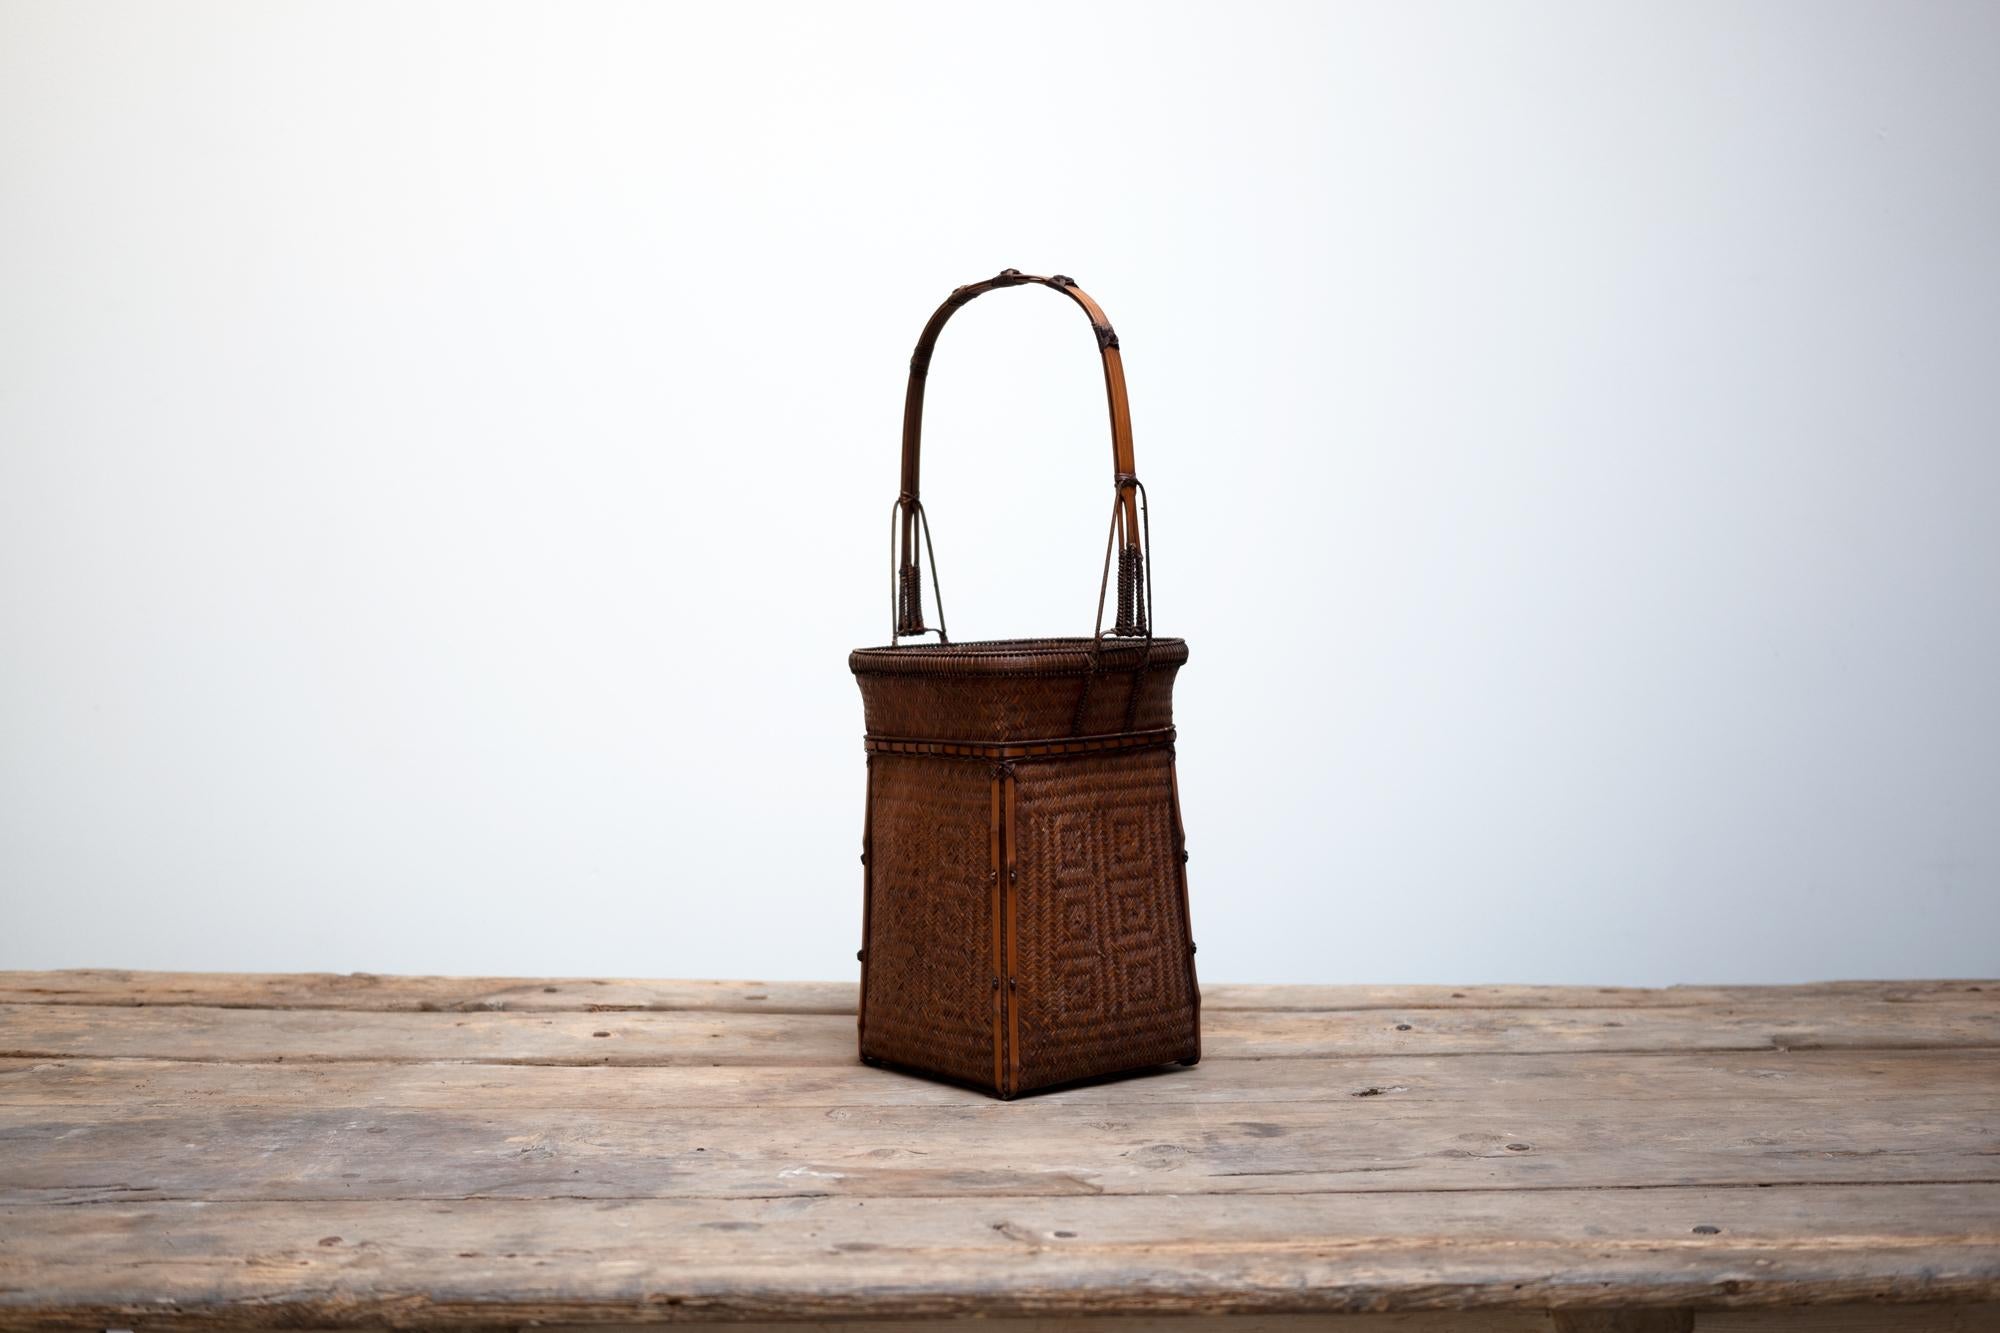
left=850, top=636, right=1188, bottom=677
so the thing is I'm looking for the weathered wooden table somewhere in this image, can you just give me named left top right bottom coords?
left=2, top=973, right=1997, bottom=1333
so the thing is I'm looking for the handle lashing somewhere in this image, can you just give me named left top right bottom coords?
left=889, top=496, right=948, bottom=645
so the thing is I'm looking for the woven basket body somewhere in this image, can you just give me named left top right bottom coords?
left=852, top=273, right=1200, bottom=1098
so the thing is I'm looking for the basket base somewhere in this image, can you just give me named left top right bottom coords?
left=857, top=738, right=1200, bottom=1100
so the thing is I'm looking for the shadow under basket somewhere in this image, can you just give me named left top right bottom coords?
left=852, top=636, right=1201, bottom=1098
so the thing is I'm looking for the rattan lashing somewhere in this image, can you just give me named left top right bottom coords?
left=852, top=272, right=1200, bottom=1098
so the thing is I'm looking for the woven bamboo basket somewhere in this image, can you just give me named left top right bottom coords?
left=851, top=269, right=1200, bottom=1098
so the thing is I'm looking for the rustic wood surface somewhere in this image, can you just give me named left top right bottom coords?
left=1, top=973, right=1996, bottom=1333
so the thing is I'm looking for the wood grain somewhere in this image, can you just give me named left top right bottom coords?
left=5, top=998, right=1997, bottom=1066
left=1, top=973, right=1995, bottom=1331
left=5, top=1083, right=1995, bottom=1204
left=553, top=1315, right=2000, bottom=1333
left=76, top=1313, right=1983, bottom=1333
left=1, top=970, right=1990, bottom=1014
left=3, top=1187, right=1997, bottom=1327
left=8, top=1316, right=1984, bottom=1333
left=7, top=1048, right=1994, bottom=1110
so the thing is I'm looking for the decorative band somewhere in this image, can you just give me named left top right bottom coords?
left=864, top=727, right=1175, bottom=762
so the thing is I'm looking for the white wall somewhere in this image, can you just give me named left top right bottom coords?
left=3, top=1, right=1996, bottom=985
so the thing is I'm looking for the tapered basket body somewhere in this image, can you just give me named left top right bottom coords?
left=852, top=638, right=1200, bottom=1097
left=852, top=270, right=1201, bottom=1098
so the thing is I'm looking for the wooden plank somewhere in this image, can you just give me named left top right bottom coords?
left=560, top=1312, right=1560, bottom=1320
left=1698, top=1305, right=2000, bottom=1330
left=1553, top=1316, right=1693, bottom=1333
left=7, top=1048, right=1994, bottom=1111
left=1, top=970, right=1990, bottom=1013
left=4, top=979, right=1994, bottom=1331
left=229, top=1314, right=2000, bottom=1333
left=23, top=1312, right=1986, bottom=1333
left=17, top=1311, right=1983, bottom=1333
left=544, top=1312, right=1560, bottom=1320
left=541, top=1313, right=2000, bottom=1333
left=0, top=971, right=856, bottom=1014
left=5, top=1078, right=1995, bottom=1203
left=2, top=1188, right=1995, bottom=1327
left=4, top=998, right=1997, bottom=1066
left=1202, top=981, right=1995, bottom=1013
left=550, top=1319, right=1564, bottom=1333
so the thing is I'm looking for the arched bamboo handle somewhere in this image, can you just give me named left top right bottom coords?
left=895, top=269, right=1145, bottom=640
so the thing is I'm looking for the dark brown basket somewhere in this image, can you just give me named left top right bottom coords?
left=851, top=270, right=1200, bottom=1098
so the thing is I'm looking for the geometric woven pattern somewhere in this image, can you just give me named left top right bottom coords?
left=858, top=754, right=998, bottom=1088
left=855, top=723, right=1199, bottom=1097
left=1010, top=746, right=1196, bottom=1092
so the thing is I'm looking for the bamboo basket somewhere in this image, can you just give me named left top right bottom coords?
left=851, top=270, right=1200, bottom=1098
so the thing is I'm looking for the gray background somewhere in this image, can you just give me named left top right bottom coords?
left=4, top=1, right=1996, bottom=985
